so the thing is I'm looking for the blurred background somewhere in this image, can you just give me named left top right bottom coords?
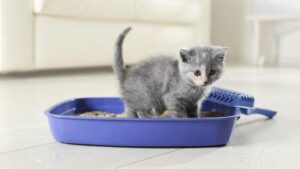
left=1, top=0, right=300, bottom=73
left=1, top=1, right=300, bottom=168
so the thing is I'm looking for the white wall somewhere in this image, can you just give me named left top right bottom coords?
left=279, top=29, right=300, bottom=66
left=211, top=0, right=300, bottom=66
left=248, top=0, right=300, bottom=16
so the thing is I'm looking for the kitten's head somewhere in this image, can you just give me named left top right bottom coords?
left=178, top=45, right=229, bottom=87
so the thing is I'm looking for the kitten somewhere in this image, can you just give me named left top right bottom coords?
left=113, top=27, right=228, bottom=118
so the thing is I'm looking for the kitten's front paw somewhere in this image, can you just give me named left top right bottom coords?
left=137, top=111, right=151, bottom=118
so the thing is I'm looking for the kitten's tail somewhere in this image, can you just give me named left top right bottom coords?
left=114, top=27, right=132, bottom=83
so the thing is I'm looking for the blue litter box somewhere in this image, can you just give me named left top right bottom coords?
left=45, top=87, right=276, bottom=147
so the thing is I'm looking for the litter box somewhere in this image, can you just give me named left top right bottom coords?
left=45, top=87, right=276, bottom=147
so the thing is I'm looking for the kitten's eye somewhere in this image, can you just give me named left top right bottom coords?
left=194, top=69, right=201, bottom=76
left=209, top=70, right=217, bottom=76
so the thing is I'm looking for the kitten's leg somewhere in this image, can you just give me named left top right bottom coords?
left=197, top=105, right=202, bottom=117
left=163, top=97, right=188, bottom=118
left=187, top=104, right=198, bottom=118
left=137, top=108, right=159, bottom=118
left=126, top=107, right=138, bottom=118
left=137, top=111, right=153, bottom=118
left=197, top=99, right=206, bottom=117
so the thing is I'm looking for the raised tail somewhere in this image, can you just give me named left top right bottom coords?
left=113, top=27, right=132, bottom=83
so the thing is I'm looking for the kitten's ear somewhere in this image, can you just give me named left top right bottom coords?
left=180, top=49, right=189, bottom=62
left=214, top=47, right=229, bottom=62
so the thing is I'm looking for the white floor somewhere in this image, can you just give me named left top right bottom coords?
left=0, top=67, right=300, bottom=169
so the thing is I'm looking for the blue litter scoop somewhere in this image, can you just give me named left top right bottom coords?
left=45, top=87, right=277, bottom=147
left=204, top=87, right=276, bottom=119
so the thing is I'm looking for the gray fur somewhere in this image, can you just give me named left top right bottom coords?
left=113, top=27, right=228, bottom=118
left=113, top=27, right=132, bottom=83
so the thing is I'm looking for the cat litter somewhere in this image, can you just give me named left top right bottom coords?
left=45, top=87, right=276, bottom=147
left=77, top=111, right=126, bottom=118
left=78, top=111, right=224, bottom=118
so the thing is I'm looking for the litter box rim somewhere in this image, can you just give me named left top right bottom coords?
left=45, top=97, right=241, bottom=122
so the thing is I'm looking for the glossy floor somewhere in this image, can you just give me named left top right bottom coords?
left=0, top=67, right=299, bottom=169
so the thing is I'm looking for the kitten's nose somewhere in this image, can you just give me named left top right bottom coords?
left=203, top=81, right=209, bottom=85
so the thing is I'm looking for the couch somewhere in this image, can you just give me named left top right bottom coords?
left=0, top=0, right=210, bottom=73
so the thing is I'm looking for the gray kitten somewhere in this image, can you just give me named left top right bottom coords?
left=113, top=27, right=228, bottom=118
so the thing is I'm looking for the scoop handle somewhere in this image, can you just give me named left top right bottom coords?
left=238, top=107, right=277, bottom=119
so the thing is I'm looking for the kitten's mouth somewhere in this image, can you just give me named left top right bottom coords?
left=193, top=82, right=208, bottom=87
left=202, top=83, right=210, bottom=87
left=195, top=83, right=208, bottom=87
